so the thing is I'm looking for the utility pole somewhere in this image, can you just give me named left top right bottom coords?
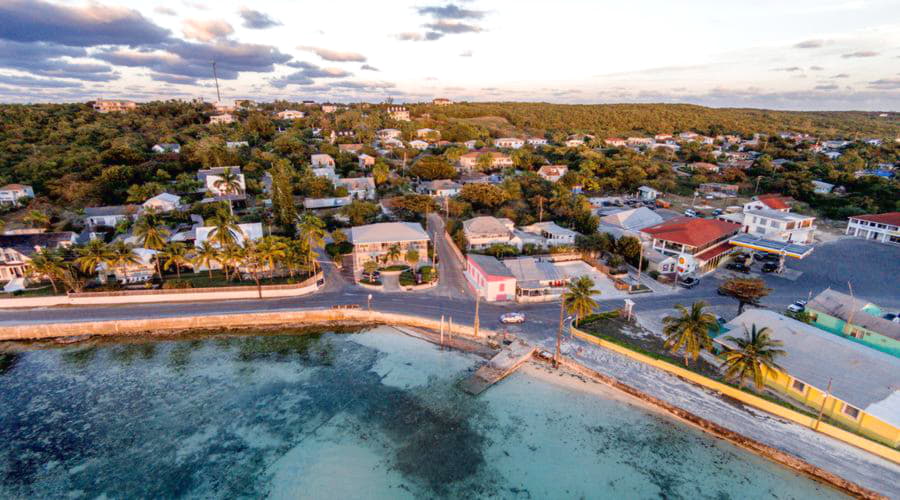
left=846, top=281, right=857, bottom=337
left=636, top=241, right=644, bottom=282
left=814, top=378, right=833, bottom=430
left=555, top=296, right=565, bottom=367
left=538, top=196, right=544, bottom=222
left=473, top=293, right=480, bottom=337
left=755, top=175, right=762, bottom=195
left=212, top=61, right=221, bottom=103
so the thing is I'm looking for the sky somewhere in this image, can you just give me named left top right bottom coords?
left=0, top=0, right=899, bottom=110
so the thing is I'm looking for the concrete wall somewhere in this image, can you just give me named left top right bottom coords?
left=0, top=273, right=323, bottom=309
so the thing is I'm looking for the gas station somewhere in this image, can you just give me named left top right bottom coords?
left=728, top=233, right=815, bottom=272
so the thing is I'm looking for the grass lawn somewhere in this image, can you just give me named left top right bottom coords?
left=0, top=284, right=63, bottom=298
left=379, top=264, right=409, bottom=272
left=168, top=271, right=312, bottom=288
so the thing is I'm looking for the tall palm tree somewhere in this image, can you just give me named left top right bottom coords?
left=25, top=248, right=65, bottom=293
left=106, top=241, right=140, bottom=283
left=75, top=239, right=111, bottom=279
left=564, top=276, right=600, bottom=326
left=191, top=241, right=220, bottom=279
left=722, top=324, right=786, bottom=390
left=254, top=236, right=287, bottom=279
left=159, top=242, right=189, bottom=279
left=405, top=248, right=419, bottom=269
left=239, top=241, right=266, bottom=298
left=213, top=167, right=243, bottom=195
left=662, top=301, right=719, bottom=366
left=295, top=212, right=326, bottom=273
left=207, top=210, right=243, bottom=249
left=133, top=212, right=171, bottom=279
left=219, top=244, right=245, bottom=281
left=386, top=244, right=402, bottom=264
left=23, top=210, right=50, bottom=229
left=283, top=239, right=308, bottom=278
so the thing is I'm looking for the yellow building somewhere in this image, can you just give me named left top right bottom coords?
left=715, top=310, right=900, bottom=448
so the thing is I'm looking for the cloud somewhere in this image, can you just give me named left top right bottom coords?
left=329, top=80, right=395, bottom=91
left=298, top=46, right=366, bottom=62
left=814, top=84, right=839, bottom=91
left=831, top=73, right=850, bottom=78
left=773, top=66, right=802, bottom=72
left=0, top=73, right=83, bottom=88
left=238, top=8, right=281, bottom=29
left=868, top=78, right=900, bottom=90
left=809, top=65, right=824, bottom=71
left=0, top=0, right=170, bottom=47
left=842, top=51, right=879, bottom=58
left=423, top=20, right=482, bottom=34
left=794, top=39, right=825, bottom=49
left=417, top=4, right=485, bottom=19
left=150, top=72, right=198, bottom=85
left=460, top=49, right=473, bottom=57
left=182, top=19, right=233, bottom=42
left=154, top=6, right=176, bottom=16
left=396, top=32, right=424, bottom=41
left=361, top=64, right=379, bottom=71
left=0, top=40, right=118, bottom=82
left=271, top=61, right=352, bottom=88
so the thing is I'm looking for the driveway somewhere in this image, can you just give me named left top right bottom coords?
left=425, top=213, right=473, bottom=300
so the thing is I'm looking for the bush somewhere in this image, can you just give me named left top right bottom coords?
left=649, top=270, right=660, bottom=280
left=162, top=279, right=193, bottom=289
left=578, top=310, right=620, bottom=326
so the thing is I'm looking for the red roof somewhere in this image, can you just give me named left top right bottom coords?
left=756, top=194, right=790, bottom=210
left=693, top=241, right=734, bottom=262
left=852, top=212, right=900, bottom=226
left=642, top=217, right=741, bottom=247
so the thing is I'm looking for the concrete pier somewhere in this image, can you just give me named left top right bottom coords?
left=461, top=339, right=536, bottom=395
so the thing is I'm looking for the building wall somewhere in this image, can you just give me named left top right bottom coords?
left=846, top=219, right=900, bottom=246
left=464, top=259, right=515, bottom=302
left=809, top=310, right=900, bottom=358
left=352, top=240, right=428, bottom=269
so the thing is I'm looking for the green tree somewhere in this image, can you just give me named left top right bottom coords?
left=192, top=241, right=220, bottom=279
left=207, top=210, right=244, bottom=249
left=25, top=248, right=65, bottom=293
left=212, top=167, right=244, bottom=196
left=410, top=156, right=457, bottom=180
left=662, top=301, right=718, bottom=366
left=107, top=240, right=141, bottom=283
left=718, top=277, right=772, bottom=315
left=255, top=236, right=288, bottom=278
left=23, top=210, right=50, bottom=229
left=296, top=213, right=327, bottom=273
left=75, top=239, right=111, bottom=279
left=385, top=244, right=402, bottom=264
left=372, top=162, right=389, bottom=185
left=459, top=183, right=508, bottom=209
left=133, top=211, right=171, bottom=279
left=564, top=276, right=600, bottom=325
left=341, top=200, right=379, bottom=225
left=159, top=242, right=189, bottom=279
left=721, top=324, right=786, bottom=390
left=270, top=160, right=298, bottom=228
left=405, top=248, right=420, bottom=268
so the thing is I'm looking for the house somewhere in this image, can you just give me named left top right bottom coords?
left=209, top=114, right=235, bottom=125
left=678, top=132, right=699, bottom=142
left=277, top=110, right=305, bottom=120
left=565, top=134, right=595, bottom=148
left=409, top=139, right=429, bottom=150
left=520, top=222, right=579, bottom=246
left=92, top=99, right=137, bottom=113
left=812, top=180, right=835, bottom=194
left=458, top=151, right=513, bottom=170
left=321, top=104, right=338, bottom=113
left=0, top=184, right=34, bottom=206
left=698, top=183, right=739, bottom=196
left=626, top=137, right=653, bottom=147
left=599, top=207, right=663, bottom=239
left=636, top=186, right=659, bottom=201
left=311, top=166, right=337, bottom=180
left=142, top=193, right=181, bottom=213
left=214, top=101, right=235, bottom=113
left=193, top=223, right=263, bottom=270
left=503, top=256, right=568, bottom=302
left=417, top=128, right=440, bottom=139
left=714, top=310, right=900, bottom=447
left=527, top=137, right=548, bottom=146
left=604, top=138, right=626, bottom=147
left=99, top=247, right=157, bottom=284
left=433, top=98, right=452, bottom=106
left=0, top=232, right=77, bottom=283
left=690, top=162, right=720, bottom=173
left=464, top=140, right=478, bottom=149
left=845, top=212, right=900, bottom=246
left=335, top=177, right=376, bottom=200
left=152, top=143, right=181, bottom=154
left=742, top=209, right=816, bottom=244
left=419, top=179, right=461, bottom=198
left=493, top=138, right=525, bottom=149
left=226, top=141, right=249, bottom=149
left=806, top=289, right=900, bottom=358
left=338, top=143, right=364, bottom=154
left=462, top=216, right=515, bottom=250
left=641, top=217, right=741, bottom=275
left=376, top=128, right=402, bottom=141
left=854, top=169, right=895, bottom=180
left=348, top=222, right=430, bottom=270
left=303, top=196, right=352, bottom=209
left=84, top=205, right=139, bottom=228
left=465, top=254, right=516, bottom=302
left=358, top=154, right=376, bottom=169
left=235, top=99, right=256, bottom=109
left=654, top=134, right=673, bottom=142
left=537, top=165, right=568, bottom=183
left=311, top=153, right=336, bottom=168
left=197, top=167, right=246, bottom=196
left=387, top=106, right=410, bottom=121
left=744, top=194, right=791, bottom=212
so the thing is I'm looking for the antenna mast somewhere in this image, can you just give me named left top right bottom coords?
left=212, top=61, right=221, bottom=103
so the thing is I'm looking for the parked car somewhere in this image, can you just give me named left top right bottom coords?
left=883, top=313, right=899, bottom=323
left=500, top=312, right=526, bottom=324
left=715, top=315, right=727, bottom=325
left=787, top=303, right=805, bottom=313
left=678, top=277, right=700, bottom=289
left=755, top=252, right=779, bottom=262
left=684, top=209, right=697, bottom=217
left=726, top=262, right=750, bottom=273
left=711, top=208, right=723, bottom=216
left=761, top=262, right=779, bottom=273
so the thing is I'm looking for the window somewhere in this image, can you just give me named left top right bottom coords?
left=790, top=379, right=806, bottom=393
left=499, top=283, right=505, bottom=292
left=841, top=403, right=861, bottom=420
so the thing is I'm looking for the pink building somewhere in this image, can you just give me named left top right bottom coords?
left=465, top=254, right=516, bottom=302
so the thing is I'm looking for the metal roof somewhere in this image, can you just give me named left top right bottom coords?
left=502, top=257, right=563, bottom=288
left=349, top=222, right=429, bottom=245
left=728, top=233, right=814, bottom=259
left=467, top=253, right=515, bottom=278
left=807, top=289, right=900, bottom=341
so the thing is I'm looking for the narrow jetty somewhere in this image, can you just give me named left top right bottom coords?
left=461, top=339, right=536, bottom=395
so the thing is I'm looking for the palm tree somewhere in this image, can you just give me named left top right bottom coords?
left=133, top=212, right=171, bottom=279
left=75, top=239, right=111, bottom=279
left=404, top=248, right=419, bottom=269
left=564, top=276, right=600, bottom=326
left=213, top=167, right=243, bottom=195
left=25, top=248, right=65, bottom=293
left=283, top=239, right=308, bottom=278
left=207, top=210, right=243, bottom=249
left=191, top=241, right=220, bottom=279
left=386, top=244, right=402, bottom=265
left=254, top=236, right=287, bottom=279
left=722, top=324, right=786, bottom=390
left=159, top=242, right=189, bottom=279
left=662, top=301, right=719, bottom=366
left=239, top=241, right=266, bottom=298
left=295, top=213, right=326, bottom=273
left=219, top=244, right=244, bottom=281
left=106, top=241, right=140, bottom=283
left=23, top=210, right=50, bottom=229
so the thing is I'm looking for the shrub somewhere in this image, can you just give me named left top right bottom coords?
left=162, top=279, right=194, bottom=289
left=649, top=270, right=660, bottom=280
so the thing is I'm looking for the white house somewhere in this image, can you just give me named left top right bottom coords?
left=335, top=177, right=376, bottom=200
left=464, top=140, right=478, bottom=149
left=0, top=184, right=34, bottom=206
left=637, top=186, right=660, bottom=201
left=493, top=138, right=525, bottom=149
left=465, top=253, right=516, bottom=302
left=845, top=212, right=900, bottom=246
left=463, top=216, right=516, bottom=250
left=277, top=110, right=305, bottom=120
left=742, top=209, right=816, bottom=244
left=409, top=139, right=429, bottom=150
left=376, top=128, right=402, bottom=141
left=312, top=166, right=337, bottom=180
left=193, top=223, right=263, bottom=270
left=604, top=138, right=626, bottom=147
left=419, top=179, right=461, bottom=198
left=209, top=114, right=235, bottom=125
left=99, top=247, right=157, bottom=284
left=527, top=137, right=548, bottom=146
left=311, top=153, right=336, bottom=168
left=812, top=180, right=835, bottom=194
left=358, top=154, right=376, bottom=169
left=387, top=106, right=410, bottom=121
left=152, top=143, right=180, bottom=154
left=348, top=222, right=429, bottom=270
left=520, top=222, right=579, bottom=246
left=198, top=167, right=246, bottom=196
left=417, top=128, right=440, bottom=139
left=84, top=205, right=139, bottom=228
left=537, top=165, right=568, bottom=183
left=303, top=196, right=352, bottom=209
left=743, top=194, right=791, bottom=213
left=226, top=141, right=249, bottom=149
left=0, top=232, right=76, bottom=283
left=458, top=151, right=513, bottom=170
left=142, top=193, right=181, bottom=213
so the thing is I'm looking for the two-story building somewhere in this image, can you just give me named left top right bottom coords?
left=311, top=153, right=336, bottom=168
left=276, top=110, right=305, bottom=120
left=458, top=151, right=513, bottom=170
left=0, top=184, right=34, bottom=206
left=335, top=177, right=376, bottom=200
left=387, top=106, right=410, bottom=121
left=348, top=222, right=430, bottom=270
left=493, top=138, right=525, bottom=149
left=84, top=205, right=139, bottom=228
left=464, top=253, right=517, bottom=302
left=462, top=216, right=515, bottom=250
left=742, top=209, right=816, bottom=244
left=0, top=232, right=77, bottom=283
left=641, top=217, right=741, bottom=275
left=358, top=153, right=376, bottom=169
left=376, top=128, right=402, bottom=141
left=209, top=114, right=235, bottom=125
left=526, top=137, right=548, bottom=147
left=845, top=212, right=900, bottom=246
left=537, top=165, right=568, bottom=182
left=419, top=179, right=461, bottom=198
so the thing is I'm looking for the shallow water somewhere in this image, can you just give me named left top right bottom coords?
left=0, top=327, right=846, bottom=499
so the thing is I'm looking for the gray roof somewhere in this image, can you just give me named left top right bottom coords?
left=84, top=205, right=139, bottom=217
left=745, top=209, right=814, bottom=222
left=463, top=216, right=511, bottom=237
left=349, top=222, right=428, bottom=245
left=467, top=253, right=514, bottom=278
left=502, top=257, right=563, bottom=288
left=717, top=310, right=900, bottom=427
left=0, top=232, right=76, bottom=256
left=807, top=289, right=900, bottom=341
left=600, top=207, right=663, bottom=231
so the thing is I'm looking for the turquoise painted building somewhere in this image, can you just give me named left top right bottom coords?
left=806, top=289, right=900, bottom=359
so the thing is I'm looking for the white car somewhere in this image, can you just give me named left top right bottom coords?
left=500, top=312, right=526, bottom=324
left=787, top=303, right=805, bottom=313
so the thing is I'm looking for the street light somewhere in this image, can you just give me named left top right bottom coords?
left=554, top=310, right=574, bottom=368
left=367, top=293, right=372, bottom=311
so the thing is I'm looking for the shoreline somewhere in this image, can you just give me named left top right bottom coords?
left=0, top=320, right=888, bottom=499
